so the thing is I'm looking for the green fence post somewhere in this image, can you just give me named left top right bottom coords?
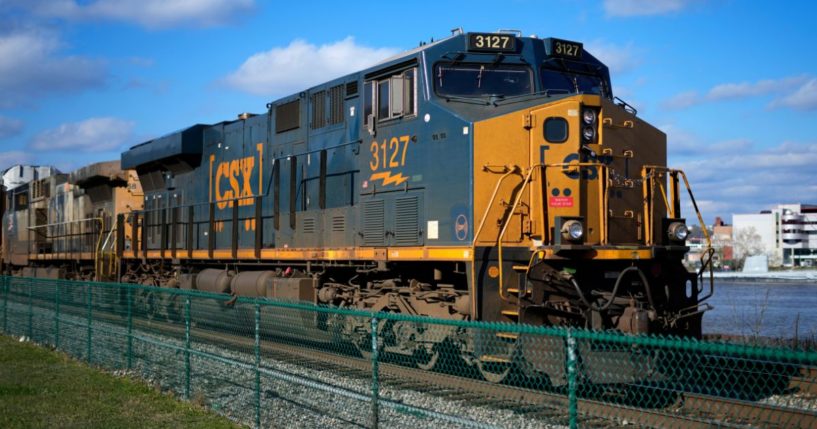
left=127, top=286, right=133, bottom=370
left=87, top=284, right=92, bottom=364
left=254, top=302, right=261, bottom=429
left=566, top=329, right=578, bottom=429
left=55, top=281, right=60, bottom=349
left=184, top=295, right=191, bottom=400
left=27, top=279, right=33, bottom=339
left=370, top=315, right=379, bottom=429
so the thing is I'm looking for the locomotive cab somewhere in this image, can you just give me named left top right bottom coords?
left=441, top=35, right=714, bottom=338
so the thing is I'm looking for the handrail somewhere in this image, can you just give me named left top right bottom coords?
left=27, top=217, right=105, bottom=281
left=472, top=165, right=520, bottom=244
left=641, top=166, right=711, bottom=247
left=496, top=165, right=540, bottom=302
left=494, top=162, right=609, bottom=303
left=641, top=165, right=713, bottom=301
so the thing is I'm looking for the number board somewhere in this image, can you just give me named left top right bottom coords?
left=549, top=38, right=583, bottom=59
left=467, top=33, right=517, bottom=52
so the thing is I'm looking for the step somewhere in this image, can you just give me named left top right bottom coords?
left=480, top=354, right=512, bottom=363
left=512, top=265, right=529, bottom=272
left=501, top=309, right=519, bottom=318
left=496, top=332, right=519, bottom=340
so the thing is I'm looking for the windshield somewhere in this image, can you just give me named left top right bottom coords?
left=540, top=68, right=606, bottom=96
left=435, top=63, right=533, bottom=97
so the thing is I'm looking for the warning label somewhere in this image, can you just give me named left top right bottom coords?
left=549, top=196, right=574, bottom=207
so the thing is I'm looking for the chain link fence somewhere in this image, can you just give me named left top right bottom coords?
left=2, top=275, right=816, bottom=428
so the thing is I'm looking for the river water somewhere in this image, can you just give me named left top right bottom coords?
left=702, top=280, right=817, bottom=339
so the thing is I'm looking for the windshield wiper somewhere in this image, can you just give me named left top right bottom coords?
left=477, top=65, right=484, bottom=89
left=440, top=94, right=493, bottom=105
left=492, top=89, right=570, bottom=106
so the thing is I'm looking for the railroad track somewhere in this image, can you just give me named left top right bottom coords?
left=170, top=324, right=817, bottom=429
left=6, top=286, right=817, bottom=428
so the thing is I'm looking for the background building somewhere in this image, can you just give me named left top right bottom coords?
left=732, top=204, right=817, bottom=267
left=1, top=165, right=59, bottom=191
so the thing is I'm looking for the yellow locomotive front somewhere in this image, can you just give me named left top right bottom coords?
left=468, top=37, right=712, bottom=339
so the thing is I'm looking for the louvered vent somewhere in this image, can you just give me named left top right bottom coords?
left=332, top=215, right=345, bottom=232
left=303, top=217, right=316, bottom=234
left=394, top=196, right=420, bottom=246
left=275, top=99, right=300, bottom=133
left=362, top=200, right=385, bottom=246
left=310, top=90, right=326, bottom=129
left=345, top=81, right=358, bottom=97
left=329, top=85, right=344, bottom=125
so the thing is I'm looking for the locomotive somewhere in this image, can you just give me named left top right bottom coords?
left=2, top=30, right=713, bottom=382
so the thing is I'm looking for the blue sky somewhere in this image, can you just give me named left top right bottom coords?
left=0, top=0, right=815, bottom=223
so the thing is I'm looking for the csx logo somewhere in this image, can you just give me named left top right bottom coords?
left=539, top=145, right=613, bottom=180
left=210, top=143, right=264, bottom=210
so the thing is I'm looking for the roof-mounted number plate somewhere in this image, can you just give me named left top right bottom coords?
left=548, top=38, right=583, bottom=59
left=467, top=33, right=517, bottom=52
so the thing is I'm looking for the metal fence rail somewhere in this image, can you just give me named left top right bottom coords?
left=2, top=276, right=816, bottom=428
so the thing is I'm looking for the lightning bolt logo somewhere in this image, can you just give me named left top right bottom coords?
left=370, top=171, right=409, bottom=186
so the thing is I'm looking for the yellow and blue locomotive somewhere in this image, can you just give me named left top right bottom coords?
left=118, top=29, right=711, bottom=335
left=2, top=30, right=713, bottom=381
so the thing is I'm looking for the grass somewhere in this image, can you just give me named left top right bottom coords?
left=0, top=335, right=242, bottom=429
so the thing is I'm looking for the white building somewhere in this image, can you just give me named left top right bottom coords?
left=1, top=165, right=58, bottom=190
left=732, top=204, right=817, bottom=267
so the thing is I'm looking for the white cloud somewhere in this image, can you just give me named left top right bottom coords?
left=663, top=75, right=811, bottom=110
left=29, top=117, right=135, bottom=152
left=0, top=29, right=106, bottom=107
left=585, top=40, right=641, bottom=74
left=0, top=151, right=32, bottom=168
left=603, top=0, right=695, bottom=17
left=770, top=78, right=817, bottom=111
left=224, top=37, right=399, bottom=97
left=663, top=91, right=700, bottom=110
left=707, top=76, right=807, bottom=101
left=0, top=116, right=24, bottom=139
left=673, top=141, right=817, bottom=219
left=15, top=0, right=254, bottom=29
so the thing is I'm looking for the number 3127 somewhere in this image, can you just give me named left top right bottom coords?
left=370, top=135, right=411, bottom=170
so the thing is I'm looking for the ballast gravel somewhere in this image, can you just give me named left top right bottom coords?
left=3, top=298, right=569, bottom=428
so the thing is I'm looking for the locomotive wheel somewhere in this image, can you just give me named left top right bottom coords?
left=414, top=347, right=440, bottom=371
left=477, top=359, right=512, bottom=383
left=136, top=289, right=158, bottom=321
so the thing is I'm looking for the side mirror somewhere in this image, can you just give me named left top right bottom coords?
left=367, top=113, right=376, bottom=136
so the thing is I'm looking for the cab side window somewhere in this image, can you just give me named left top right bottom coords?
left=364, top=67, right=417, bottom=125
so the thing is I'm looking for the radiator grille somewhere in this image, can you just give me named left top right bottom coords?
left=329, top=85, right=344, bottom=125
left=345, top=81, right=358, bottom=97
left=310, top=91, right=326, bottom=129
left=394, top=196, right=420, bottom=246
left=275, top=99, right=300, bottom=133
left=362, top=200, right=385, bottom=246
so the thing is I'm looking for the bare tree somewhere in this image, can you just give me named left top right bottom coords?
left=732, top=226, right=764, bottom=269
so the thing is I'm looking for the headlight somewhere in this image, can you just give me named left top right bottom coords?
left=582, top=125, right=596, bottom=141
left=562, top=220, right=584, bottom=241
left=582, top=109, right=596, bottom=125
left=668, top=222, right=689, bottom=241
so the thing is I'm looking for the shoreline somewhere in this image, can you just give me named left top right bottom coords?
left=706, top=270, right=817, bottom=283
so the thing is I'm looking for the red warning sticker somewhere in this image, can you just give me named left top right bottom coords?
left=549, top=196, right=574, bottom=207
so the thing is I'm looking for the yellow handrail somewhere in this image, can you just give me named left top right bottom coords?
left=27, top=217, right=105, bottom=281
left=473, top=165, right=520, bottom=244
left=494, top=162, right=609, bottom=303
